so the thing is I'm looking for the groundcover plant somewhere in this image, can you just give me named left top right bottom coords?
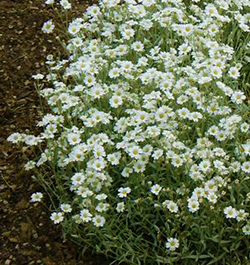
left=8, top=0, right=250, bottom=264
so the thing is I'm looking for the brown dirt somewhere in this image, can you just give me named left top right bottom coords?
left=0, top=0, right=112, bottom=264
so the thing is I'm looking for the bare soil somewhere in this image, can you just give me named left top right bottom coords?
left=0, top=1, right=112, bottom=264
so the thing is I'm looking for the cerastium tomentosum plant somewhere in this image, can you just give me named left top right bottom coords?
left=8, top=0, right=250, bottom=263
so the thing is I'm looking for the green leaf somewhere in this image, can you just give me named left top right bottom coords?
left=231, top=240, right=241, bottom=251
left=182, top=254, right=210, bottom=260
left=156, top=256, right=179, bottom=263
left=206, top=251, right=227, bottom=265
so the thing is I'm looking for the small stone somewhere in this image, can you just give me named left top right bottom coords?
left=9, top=237, right=19, bottom=243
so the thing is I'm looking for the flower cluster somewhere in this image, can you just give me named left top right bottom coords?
left=8, top=0, right=250, bottom=262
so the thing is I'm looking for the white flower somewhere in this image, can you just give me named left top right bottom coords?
left=121, top=167, right=133, bottom=178
left=72, top=214, right=82, bottom=224
left=204, top=180, right=218, bottom=193
left=199, top=160, right=211, bottom=173
left=241, top=162, right=250, bottom=173
left=69, top=149, right=85, bottom=162
left=236, top=209, right=248, bottom=222
left=84, top=74, right=96, bottom=87
left=242, top=143, right=250, bottom=155
left=230, top=162, right=241, bottom=173
left=90, top=85, right=105, bottom=99
left=189, top=170, right=204, bottom=181
left=120, top=60, right=134, bottom=73
left=178, top=42, right=191, bottom=55
left=67, top=132, right=81, bottom=145
left=93, top=215, right=105, bottom=227
left=137, top=56, right=148, bottom=67
left=166, top=238, right=179, bottom=251
left=42, top=20, right=54, bottom=33
left=152, top=149, right=163, bottom=160
left=206, top=193, right=218, bottom=204
left=80, top=209, right=92, bottom=222
left=50, top=212, right=64, bottom=224
left=211, top=66, right=222, bottom=78
left=176, top=95, right=188, bottom=105
left=192, top=188, right=205, bottom=199
left=25, top=161, right=36, bottom=170
left=96, top=202, right=109, bottom=212
left=205, top=4, right=219, bottom=17
left=71, top=173, right=85, bottom=186
left=224, top=206, right=238, bottom=219
left=128, top=145, right=143, bottom=159
left=139, top=18, right=153, bottom=30
left=121, top=28, right=135, bottom=40
left=7, top=132, right=23, bottom=143
left=68, top=22, right=81, bottom=35
left=37, top=153, right=48, bottom=166
left=143, top=144, right=153, bottom=155
left=208, top=24, right=219, bottom=35
left=231, top=91, right=246, bottom=104
left=24, top=135, right=40, bottom=146
left=208, top=125, right=219, bottom=136
left=189, top=111, right=203, bottom=122
left=228, top=67, right=240, bottom=79
left=31, top=192, right=43, bottom=202
left=134, top=111, right=149, bottom=124
left=131, top=41, right=144, bottom=52
left=109, top=68, right=120, bottom=78
left=171, top=155, right=184, bottom=168
left=32, top=73, right=44, bottom=79
left=215, top=130, right=227, bottom=141
left=46, top=124, right=57, bottom=134
left=118, top=187, right=131, bottom=198
left=45, top=0, right=54, bottom=4
left=92, top=157, right=106, bottom=171
left=180, top=24, right=194, bottom=36
left=241, top=123, right=249, bottom=133
left=242, top=224, right=250, bottom=235
left=188, top=198, right=199, bottom=213
left=133, top=162, right=146, bottom=173
left=107, top=152, right=121, bottom=165
left=150, top=184, right=162, bottom=195
left=95, top=193, right=108, bottom=200
left=60, top=0, right=71, bottom=9
left=178, top=108, right=190, bottom=119
left=72, top=38, right=83, bottom=48
left=86, top=5, right=101, bottom=17
left=165, top=201, right=179, bottom=213
left=116, top=202, right=125, bottom=213
left=93, top=145, right=106, bottom=158
left=109, top=95, right=123, bottom=108
left=141, top=0, right=155, bottom=7
left=60, top=203, right=72, bottom=213
left=115, top=45, right=128, bottom=56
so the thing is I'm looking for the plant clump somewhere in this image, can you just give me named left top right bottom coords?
left=8, top=0, right=250, bottom=264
